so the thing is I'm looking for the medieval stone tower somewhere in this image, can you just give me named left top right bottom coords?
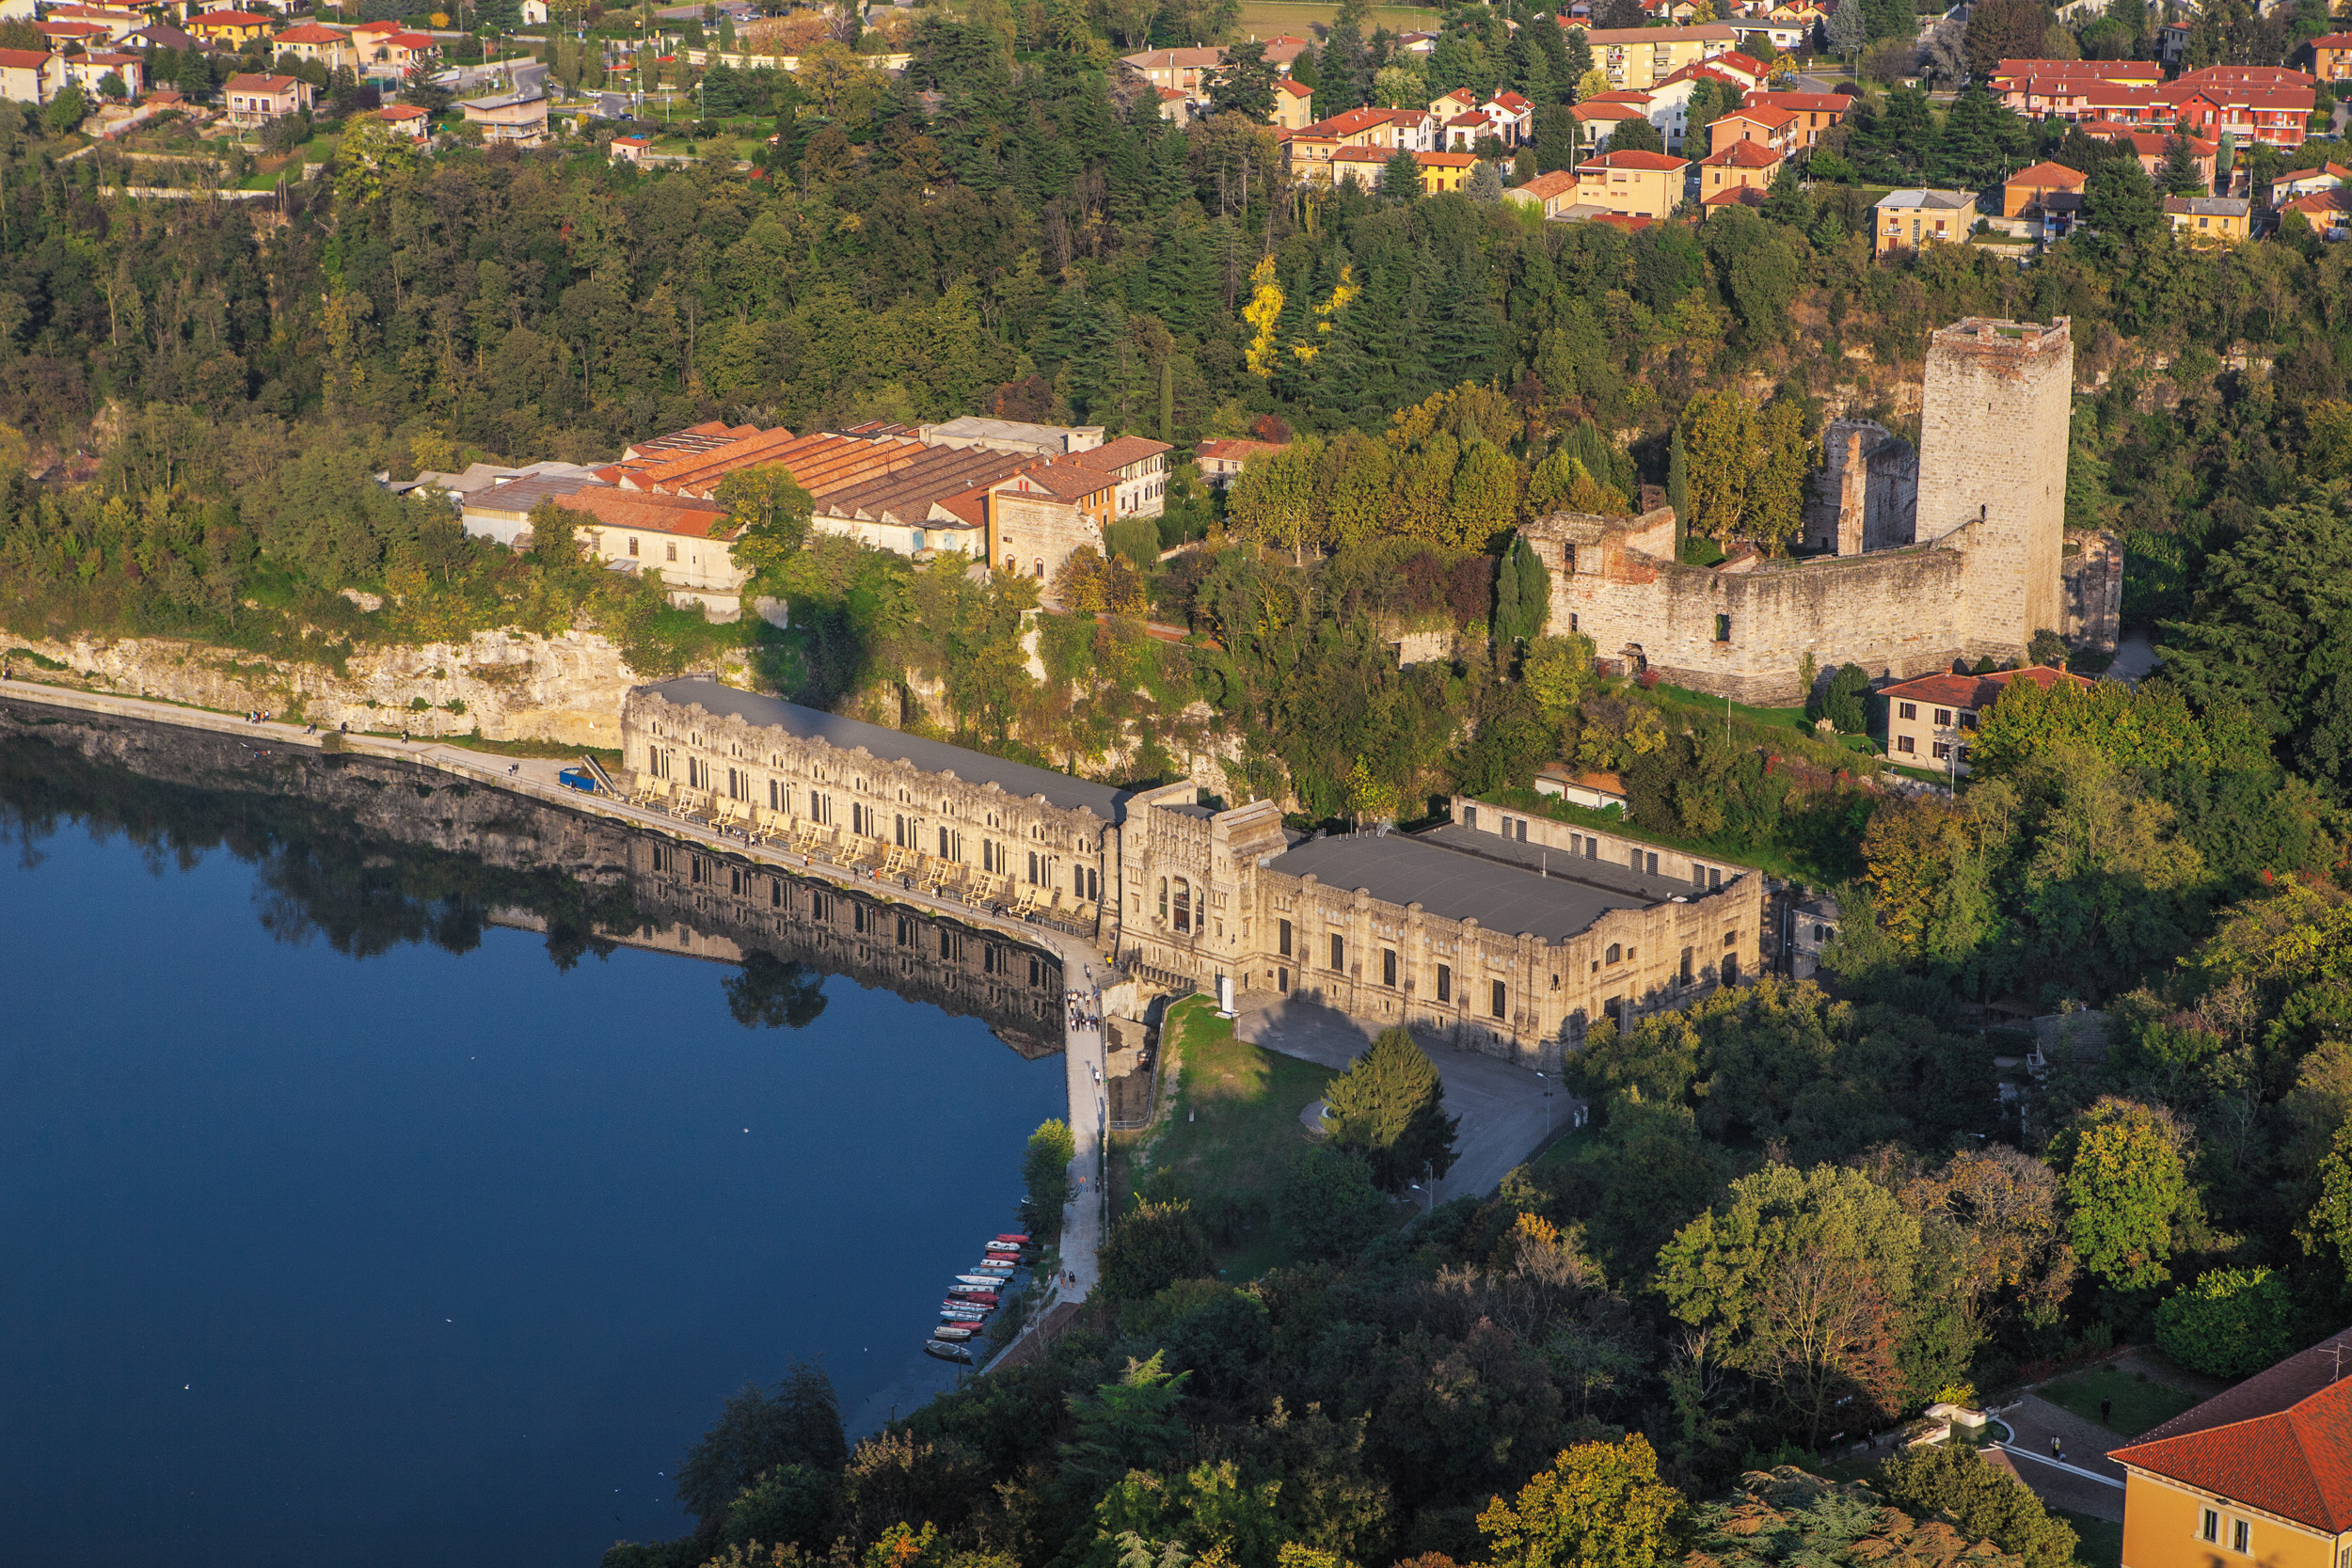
left=1915, top=317, right=2074, bottom=661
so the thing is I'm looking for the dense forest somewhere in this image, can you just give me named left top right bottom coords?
left=0, top=0, right=2348, bottom=1561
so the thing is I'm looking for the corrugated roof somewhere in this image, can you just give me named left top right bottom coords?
left=641, top=678, right=1133, bottom=820
left=823, top=446, right=1033, bottom=523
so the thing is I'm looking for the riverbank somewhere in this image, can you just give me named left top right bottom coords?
left=0, top=673, right=1110, bottom=1338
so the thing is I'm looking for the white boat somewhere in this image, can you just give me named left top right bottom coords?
left=955, top=1274, right=1005, bottom=1288
left=972, top=1261, right=1016, bottom=1274
left=932, top=1324, right=975, bottom=1340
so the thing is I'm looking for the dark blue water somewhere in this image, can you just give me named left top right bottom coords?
left=0, top=814, right=1064, bottom=1567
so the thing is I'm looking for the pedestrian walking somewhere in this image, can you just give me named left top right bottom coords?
left=2050, top=1435, right=2063, bottom=1460
left=2100, top=1396, right=2112, bottom=1426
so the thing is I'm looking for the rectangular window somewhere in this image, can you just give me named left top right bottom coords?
left=1898, top=735, right=1915, bottom=754
left=1714, top=614, right=1731, bottom=641
left=1383, top=948, right=1397, bottom=988
left=1645, top=851, right=1659, bottom=875
left=1491, top=978, right=1506, bottom=1019
left=769, top=780, right=781, bottom=811
left=1899, top=701, right=1916, bottom=720
left=2201, top=1513, right=2218, bottom=1544
left=1723, top=954, right=1740, bottom=987
left=1606, top=942, right=1622, bottom=964
left=1437, top=963, right=1452, bottom=1003
left=1279, top=966, right=1290, bottom=993
left=1932, top=741, right=1952, bottom=761
left=666, top=542, right=677, bottom=562
left=1330, top=933, right=1345, bottom=973
left=1279, top=919, right=1293, bottom=958
left=1680, top=946, right=1693, bottom=986
left=1933, top=707, right=1954, bottom=725
left=2233, top=1522, right=2249, bottom=1555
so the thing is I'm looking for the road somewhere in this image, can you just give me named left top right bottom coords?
left=0, top=674, right=1114, bottom=1331
left=1236, top=995, right=1577, bottom=1201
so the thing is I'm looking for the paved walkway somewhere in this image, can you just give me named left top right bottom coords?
left=1235, top=996, right=1577, bottom=1200
left=2, top=674, right=1115, bottom=1338
left=1994, top=1393, right=2128, bottom=1523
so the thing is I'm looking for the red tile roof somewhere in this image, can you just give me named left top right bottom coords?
left=1877, top=664, right=2092, bottom=710
left=274, top=23, right=349, bottom=42
left=1073, top=435, right=1173, bottom=472
left=1701, top=138, right=1782, bottom=166
left=192, top=9, right=273, bottom=25
left=555, top=486, right=735, bottom=538
left=1703, top=185, right=1769, bottom=207
left=998, top=457, right=1114, bottom=501
left=1745, top=90, right=1851, bottom=114
left=1578, top=149, right=1689, bottom=171
left=1512, top=169, right=1580, bottom=199
left=1196, top=437, right=1287, bottom=464
left=224, top=71, right=301, bottom=92
left=2110, top=1329, right=2352, bottom=1533
left=0, top=47, right=54, bottom=69
left=2007, top=159, right=2087, bottom=187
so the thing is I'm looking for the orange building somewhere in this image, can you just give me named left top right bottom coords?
left=2002, top=160, right=2087, bottom=217
left=1699, top=136, right=1782, bottom=201
left=2111, top=1328, right=2352, bottom=1568
left=2315, top=33, right=2352, bottom=84
left=1573, top=149, right=1689, bottom=217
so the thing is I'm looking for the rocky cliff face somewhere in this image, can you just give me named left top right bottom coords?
left=2, top=629, right=748, bottom=748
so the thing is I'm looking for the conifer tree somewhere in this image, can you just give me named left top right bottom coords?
left=1323, top=1026, right=1461, bottom=1191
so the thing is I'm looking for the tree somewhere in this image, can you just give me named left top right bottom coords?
left=1477, top=1435, right=1685, bottom=1568
left=2050, top=1097, right=2192, bottom=1291
left=2302, top=1122, right=2352, bottom=1280
left=1610, top=115, right=1664, bottom=154
left=1467, top=159, right=1505, bottom=202
left=1825, top=0, right=1866, bottom=59
left=720, top=464, right=817, bottom=585
left=1814, top=662, right=1870, bottom=734
left=1964, top=0, right=2046, bottom=77
left=2161, top=134, right=2208, bottom=195
left=1279, top=1145, right=1393, bottom=1261
left=1656, top=1163, right=1939, bottom=1443
left=1228, top=438, right=1325, bottom=562
left=1060, top=1352, right=1193, bottom=1497
left=1209, top=40, right=1279, bottom=122
left=2154, top=1267, right=2299, bottom=1377
left=2084, top=152, right=2163, bottom=244
left=1493, top=533, right=1553, bottom=646
left=677, top=1365, right=849, bottom=1525
left=1881, top=1445, right=2079, bottom=1568
left=1380, top=146, right=1423, bottom=200
left=1100, top=1197, right=1216, bottom=1298
left=1323, top=1026, right=1461, bottom=1192
left=1678, top=392, right=1814, bottom=553
left=42, top=82, right=87, bottom=136
left=1023, top=1118, right=1076, bottom=1238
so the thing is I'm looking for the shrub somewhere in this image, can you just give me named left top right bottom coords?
left=2154, top=1267, right=2298, bottom=1377
left=1881, top=1443, right=2077, bottom=1568
left=1278, top=1145, right=1392, bottom=1261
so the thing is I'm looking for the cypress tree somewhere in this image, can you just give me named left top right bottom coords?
left=1158, top=358, right=1173, bottom=442
left=1493, top=540, right=1522, bottom=641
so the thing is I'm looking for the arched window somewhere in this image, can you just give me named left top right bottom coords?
left=1033, top=558, right=1045, bottom=578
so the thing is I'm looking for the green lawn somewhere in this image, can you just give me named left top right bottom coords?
left=1232, top=0, right=1441, bottom=35
left=1133, top=996, right=1336, bottom=1281
left=2039, top=1367, right=2200, bottom=1438
left=1647, top=680, right=1879, bottom=757
left=2057, top=1510, right=2124, bottom=1568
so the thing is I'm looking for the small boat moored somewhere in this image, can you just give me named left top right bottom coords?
left=924, top=1339, right=974, bottom=1363
left=932, top=1324, right=975, bottom=1340
left=955, top=1274, right=1006, bottom=1288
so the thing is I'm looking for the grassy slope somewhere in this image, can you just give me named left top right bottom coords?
left=1133, top=997, right=1334, bottom=1281
left=2037, top=1366, right=2201, bottom=1438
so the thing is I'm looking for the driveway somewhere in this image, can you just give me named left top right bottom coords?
left=1234, top=996, right=1575, bottom=1203
left=1994, top=1393, right=2129, bottom=1523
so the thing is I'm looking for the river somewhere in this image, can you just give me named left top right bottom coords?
left=0, top=709, right=1069, bottom=1568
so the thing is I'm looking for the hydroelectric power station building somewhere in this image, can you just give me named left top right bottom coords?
left=622, top=678, right=1761, bottom=1068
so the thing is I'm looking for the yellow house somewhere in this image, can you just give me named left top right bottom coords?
left=1573, top=148, right=1689, bottom=217
left=2110, top=1328, right=2352, bottom=1568
left=1413, top=149, right=1479, bottom=192
left=187, top=8, right=272, bottom=44
left=1565, top=22, right=1739, bottom=89
left=2163, top=193, right=2250, bottom=243
left=1871, top=187, right=1979, bottom=256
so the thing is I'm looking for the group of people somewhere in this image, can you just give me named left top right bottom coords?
left=1064, top=992, right=1099, bottom=1035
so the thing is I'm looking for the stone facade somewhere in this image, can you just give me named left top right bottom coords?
left=1532, top=316, right=2092, bottom=705
left=624, top=680, right=1120, bottom=935
left=991, top=484, right=1108, bottom=583
left=2061, top=527, right=2123, bottom=651
left=1917, top=317, right=2074, bottom=656
left=626, top=678, right=1767, bottom=1067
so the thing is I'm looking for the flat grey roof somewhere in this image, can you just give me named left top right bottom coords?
left=1268, top=830, right=1655, bottom=942
left=643, top=678, right=1133, bottom=822
left=1418, top=821, right=1713, bottom=902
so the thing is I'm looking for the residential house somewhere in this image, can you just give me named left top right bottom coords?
left=460, top=87, right=548, bottom=147
left=63, top=50, right=141, bottom=97
left=1502, top=167, right=1582, bottom=218
left=2086, top=122, right=2217, bottom=188
left=272, top=22, right=357, bottom=71
left=2274, top=159, right=2352, bottom=201
left=36, top=22, right=112, bottom=51
left=2164, top=193, right=2250, bottom=243
left=2109, top=1326, right=2352, bottom=1568
left=187, top=8, right=273, bottom=45
left=1428, top=87, right=1478, bottom=120
left=360, top=30, right=440, bottom=82
left=1871, top=188, right=1978, bottom=256
left=122, top=22, right=194, bottom=54
left=1573, top=149, right=1690, bottom=217
left=1289, top=106, right=1433, bottom=184
left=564, top=487, right=750, bottom=617
left=1741, top=88, right=1850, bottom=148
left=1481, top=90, right=1535, bottom=145
left=1258, top=35, right=1311, bottom=72
left=1877, top=665, right=2092, bottom=775
left=1330, top=145, right=1477, bottom=193
left=1646, top=65, right=1745, bottom=150
left=2164, top=64, right=2316, bottom=150
left=1700, top=184, right=1768, bottom=217
left=0, top=46, right=62, bottom=103
left=1393, top=29, right=1437, bottom=55
left=1439, top=108, right=1491, bottom=150
left=1708, top=104, right=1798, bottom=152
left=2001, top=159, right=2086, bottom=217
left=1565, top=22, right=1739, bottom=90
left=41, top=6, right=144, bottom=42
left=990, top=457, right=1116, bottom=584
left=1072, top=435, right=1174, bottom=520
left=1698, top=136, right=1782, bottom=201
left=1571, top=92, right=1658, bottom=153
left=1119, top=46, right=1224, bottom=94
left=373, top=101, right=428, bottom=138
left=1270, top=76, right=1313, bottom=132
left=2313, top=32, right=2352, bottom=83
left=1726, top=17, right=1808, bottom=51
left=1196, top=437, right=1286, bottom=488
left=1153, top=87, right=1191, bottom=128
left=221, top=71, right=310, bottom=129
left=2280, top=185, right=2352, bottom=238
left=610, top=131, right=649, bottom=162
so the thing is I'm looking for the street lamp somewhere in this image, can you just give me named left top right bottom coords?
left=1534, top=1069, right=1552, bottom=1135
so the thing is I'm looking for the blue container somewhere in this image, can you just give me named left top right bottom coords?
left=558, top=768, right=597, bottom=793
